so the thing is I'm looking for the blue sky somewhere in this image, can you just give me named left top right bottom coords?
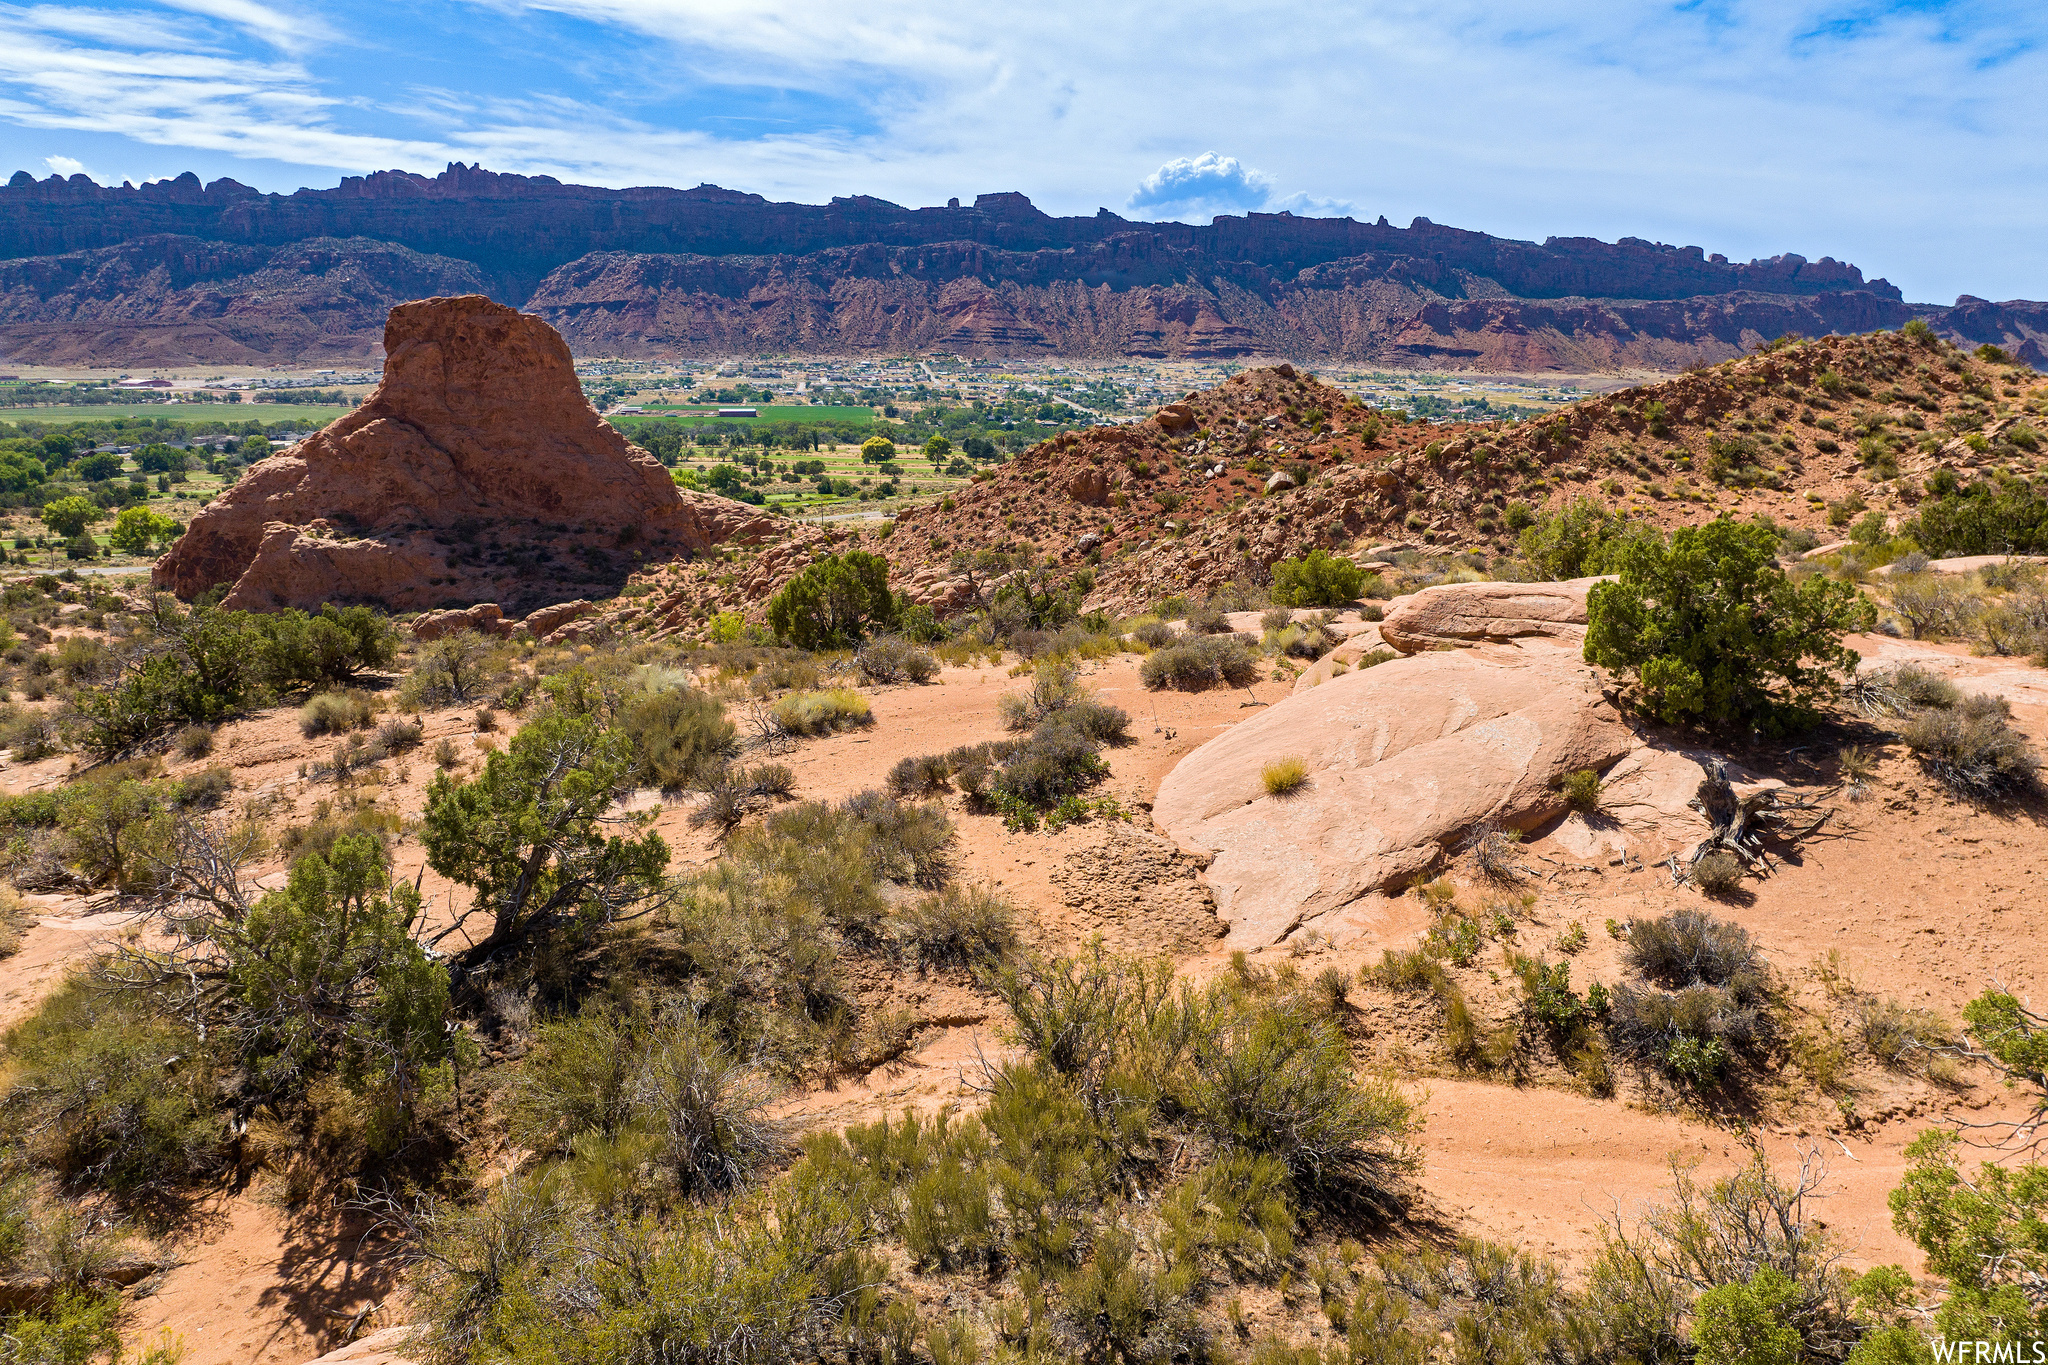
left=0, top=0, right=2041, bottom=302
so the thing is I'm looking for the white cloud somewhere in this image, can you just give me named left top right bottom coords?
left=40, top=152, right=83, bottom=176
left=155, top=0, right=340, bottom=53
left=0, top=0, right=2043, bottom=298
left=1126, top=152, right=1273, bottom=222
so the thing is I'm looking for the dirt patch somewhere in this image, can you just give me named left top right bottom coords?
left=1048, top=820, right=1221, bottom=954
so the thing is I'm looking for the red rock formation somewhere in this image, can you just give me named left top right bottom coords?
left=0, top=236, right=488, bottom=366
left=153, top=295, right=773, bottom=613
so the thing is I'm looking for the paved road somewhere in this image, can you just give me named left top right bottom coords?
left=3, top=565, right=152, bottom=579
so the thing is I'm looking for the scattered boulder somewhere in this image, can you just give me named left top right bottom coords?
left=1377, top=577, right=1603, bottom=653
left=521, top=598, right=594, bottom=638
left=410, top=602, right=511, bottom=641
left=1154, top=645, right=1634, bottom=949
left=1155, top=402, right=1196, bottom=430
left=154, top=294, right=772, bottom=614
left=1066, top=468, right=1111, bottom=505
left=1263, top=470, right=1297, bottom=494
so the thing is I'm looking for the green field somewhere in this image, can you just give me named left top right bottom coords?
left=613, top=404, right=873, bottom=427
left=0, top=403, right=354, bottom=427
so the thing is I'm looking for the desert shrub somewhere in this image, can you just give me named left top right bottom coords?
left=1261, top=756, right=1308, bottom=795
left=1182, top=601, right=1232, bottom=635
left=1519, top=498, right=1660, bottom=578
left=400, top=634, right=502, bottom=708
left=1062, top=699, right=1130, bottom=744
left=1885, top=573, right=1980, bottom=640
left=0, top=709, right=63, bottom=761
left=1466, top=821, right=1525, bottom=882
left=856, top=636, right=939, bottom=685
left=1558, top=768, right=1604, bottom=810
left=1367, top=947, right=1449, bottom=994
left=374, top=716, right=423, bottom=754
left=1585, top=516, right=1873, bottom=732
left=1903, top=693, right=2040, bottom=797
left=421, top=713, right=670, bottom=966
left=0, top=977, right=229, bottom=1201
left=1854, top=996, right=1952, bottom=1067
left=886, top=753, right=953, bottom=798
left=994, top=948, right=1418, bottom=1207
left=1129, top=619, right=1176, bottom=649
left=1590, top=1152, right=1867, bottom=1364
left=941, top=740, right=1016, bottom=799
left=1140, top=635, right=1260, bottom=691
left=1188, top=996, right=1418, bottom=1194
left=636, top=1011, right=788, bottom=1198
left=620, top=686, right=736, bottom=788
left=1905, top=478, right=2048, bottom=557
left=1625, top=908, right=1760, bottom=987
left=844, top=790, right=956, bottom=889
left=989, top=720, right=1107, bottom=809
left=1690, top=848, right=1747, bottom=897
left=771, top=688, right=872, bottom=736
left=508, top=1006, right=646, bottom=1155
left=299, top=688, right=374, bottom=738
left=174, top=724, right=214, bottom=759
left=897, top=884, right=1019, bottom=967
left=1848, top=661, right=1962, bottom=718
left=1271, top=549, right=1365, bottom=607
left=766, top=550, right=897, bottom=648
left=1606, top=910, right=1770, bottom=1086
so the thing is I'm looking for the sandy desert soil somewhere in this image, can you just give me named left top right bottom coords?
left=0, top=630, right=2040, bottom=1363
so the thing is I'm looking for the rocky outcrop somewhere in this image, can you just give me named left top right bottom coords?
left=1376, top=578, right=1603, bottom=652
left=1154, top=644, right=1635, bottom=949
left=153, top=295, right=773, bottom=613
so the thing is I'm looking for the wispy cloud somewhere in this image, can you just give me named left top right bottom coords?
left=156, top=0, right=339, bottom=52
left=40, top=152, right=84, bottom=175
left=0, top=0, right=2041, bottom=299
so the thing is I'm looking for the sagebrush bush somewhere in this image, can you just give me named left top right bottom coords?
left=843, top=790, right=956, bottom=888
left=886, top=753, right=953, bottom=797
left=1855, top=996, right=1953, bottom=1067
left=1184, top=601, right=1231, bottom=634
left=856, top=636, right=939, bottom=685
left=1624, top=908, right=1760, bottom=989
left=0, top=977, right=229, bottom=1202
left=620, top=686, right=736, bottom=788
left=989, top=721, right=1106, bottom=808
left=299, top=689, right=374, bottom=737
left=772, top=688, right=873, bottom=736
left=897, top=884, right=1019, bottom=967
left=1129, top=620, right=1176, bottom=649
left=1903, top=693, right=2040, bottom=797
left=1140, top=636, right=1260, bottom=691
left=174, top=725, right=214, bottom=759
left=1690, top=848, right=1748, bottom=897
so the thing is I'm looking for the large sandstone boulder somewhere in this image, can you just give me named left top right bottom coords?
left=299, top=1326, right=419, bottom=1365
left=1376, top=577, right=1604, bottom=653
left=1154, top=645, right=1634, bottom=949
left=155, top=295, right=772, bottom=614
